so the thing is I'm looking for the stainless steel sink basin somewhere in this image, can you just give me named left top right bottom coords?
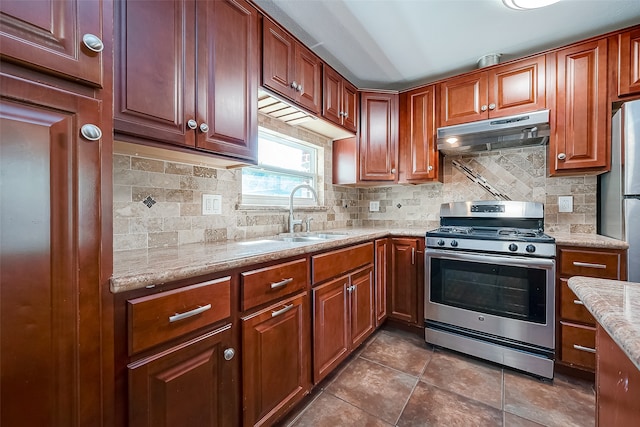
left=273, top=232, right=350, bottom=243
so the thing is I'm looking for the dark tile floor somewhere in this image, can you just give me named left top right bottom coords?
left=280, top=326, right=595, bottom=427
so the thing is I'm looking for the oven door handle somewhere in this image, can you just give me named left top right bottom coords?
left=425, top=249, right=555, bottom=270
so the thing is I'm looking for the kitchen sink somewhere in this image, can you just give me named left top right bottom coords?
left=274, top=232, right=350, bottom=243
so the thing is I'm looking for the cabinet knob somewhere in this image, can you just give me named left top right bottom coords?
left=481, top=105, right=488, bottom=112
left=297, top=84, right=303, bottom=93
left=223, top=348, right=235, bottom=361
left=343, top=112, right=348, bottom=119
left=428, top=165, right=433, bottom=171
left=82, top=33, right=104, bottom=53
left=557, top=153, right=566, bottom=160
left=80, top=124, right=102, bottom=141
left=187, top=119, right=198, bottom=130
left=199, top=123, right=209, bottom=133
left=290, top=81, right=298, bottom=89
left=488, top=103, right=496, bottom=110
left=391, top=168, right=396, bottom=174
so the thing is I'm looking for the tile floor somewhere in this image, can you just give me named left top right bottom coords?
left=278, top=326, right=595, bottom=427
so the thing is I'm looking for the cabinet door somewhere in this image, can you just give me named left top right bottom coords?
left=128, top=325, right=237, bottom=427
left=323, top=66, right=343, bottom=126
left=114, top=0, right=196, bottom=147
left=195, top=0, right=258, bottom=161
left=295, top=43, right=322, bottom=114
left=242, top=292, right=310, bottom=426
left=342, top=80, right=359, bottom=133
left=313, top=276, right=349, bottom=383
left=618, top=28, right=640, bottom=96
left=389, top=238, right=419, bottom=324
left=374, top=239, right=389, bottom=327
left=552, top=38, right=608, bottom=174
left=360, top=91, right=398, bottom=181
left=399, top=85, right=438, bottom=182
left=0, top=0, right=103, bottom=85
left=262, top=18, right=295, bottom=100
left=350, top=266, right=375, bottom=349
left=1, top=75, right=104, bottom=426
left=489, top=55, right=546, bottom=118
left=439, top=72, right=488, bottom=127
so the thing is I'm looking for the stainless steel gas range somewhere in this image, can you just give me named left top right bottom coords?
left=425, top=201, right=556, bottom=379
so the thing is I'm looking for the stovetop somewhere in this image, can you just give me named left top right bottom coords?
left=427, top=226, right=555, bottom=243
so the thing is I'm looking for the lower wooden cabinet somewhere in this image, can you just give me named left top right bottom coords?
left=241, top=292, right=311, bottom=426
left=128, top=324, right=237, bottom=427
left=313, top=265, right=374, bottom=383
left=389, top=237, right=424, bottom=327
left=375, top=238, right=389, bottom=326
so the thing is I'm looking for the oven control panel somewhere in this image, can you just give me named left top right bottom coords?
left=471, top=204, right=505, bottom=213
left=426, top=236, right=555, bottom=258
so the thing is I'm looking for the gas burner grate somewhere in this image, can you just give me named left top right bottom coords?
left=497, top=228, right=541, bottom=238
left=439, top=226, right=473, bottom=234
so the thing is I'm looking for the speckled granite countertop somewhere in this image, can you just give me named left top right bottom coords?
left=111, top=227, right=426, bottom=293
left=549, top=232, right=628, bottom=250
left=569, top=277, right=640, bottom=371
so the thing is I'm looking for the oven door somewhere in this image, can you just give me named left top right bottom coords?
left=425, top=249, right=555, bottom=349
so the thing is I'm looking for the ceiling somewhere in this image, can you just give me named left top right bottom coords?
left=253, top=0, right=640, bottom=91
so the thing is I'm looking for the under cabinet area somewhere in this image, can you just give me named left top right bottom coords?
left=556, top=246, right=627, bottom=377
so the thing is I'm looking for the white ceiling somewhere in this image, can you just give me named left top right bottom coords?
left=253, top=0, right=640, bottom=91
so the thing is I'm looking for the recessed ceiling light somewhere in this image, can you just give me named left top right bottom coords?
left=446, top=137, right=458, bottom=145
left=503, top=0, right=561, bottom=10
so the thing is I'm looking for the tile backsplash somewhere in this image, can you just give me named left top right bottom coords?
left=114, top=116, right=596, bottom=251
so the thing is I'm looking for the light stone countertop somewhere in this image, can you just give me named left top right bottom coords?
left=549, top=232, right=628, bottom=250
left=111, top=227, right=426, bottom=293
left=568, top=276, right=640, bottom=371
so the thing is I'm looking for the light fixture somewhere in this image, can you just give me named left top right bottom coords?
left=503, top=0, right=561, bottom=10
left=446, top=137, right=458, bottom=145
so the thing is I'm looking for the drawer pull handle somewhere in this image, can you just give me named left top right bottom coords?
left=270, top=277, right=293, bottom=289
left=271, top=304, right=294, bottom=318
left=169, top=304, right=211, bottom=323
left=573, top=344, right=596, bottom=354
left=573, top=261, right=607, bottom=269
left=573, top=299, right=584, bottom=305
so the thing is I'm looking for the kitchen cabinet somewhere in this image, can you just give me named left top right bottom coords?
left=439, top=55, right=546, bottom=127
left=360, top=90, right=399, bottom=181
left=617, top=27, right=640, bottom=97
left=323, top=65, right=359, bottom=132
left=550, top=38, right=609, bottom=175
left=389, top=238, right=424, bottom=328
left=114, top=0, right=258, bottom=162
left=0, top=0, right=105, bottom=86
left=556, top=246, right=627, bottom=377
left=375, top=238, right=389, bottom=326
left=311, top=242, right=375, bottom=383
left=596, top=325, right=640, bottom=425
left=242, top=292, right=310, bottom=427
left=126, top=276, right=237, bottom=426
left=262, top=17, right=322, bottom=114
left=399, top=85, right=439, bottom=183
left=0, top=74, right=109, bottom=426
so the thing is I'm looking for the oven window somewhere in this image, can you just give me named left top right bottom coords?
left=430, top=258, right=547, bottom=323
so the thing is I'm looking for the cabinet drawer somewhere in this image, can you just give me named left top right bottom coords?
left=312, top=242, right=374, bottom=284
left=559, top=278, right=595, bottom=325
left=560, top=322, right=596, bottom=371
left=241, top=258, right=308, bottom=312
left=128, top=277, right=231, bottom=355
left=558, top=248, right=622, bottom=279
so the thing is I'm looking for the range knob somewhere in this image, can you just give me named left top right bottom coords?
left=437, top=239, right=445, bottom=246
left=526, top=244, right=536, bottom=253
left=450, top=240, right=458, bottom=247
left=508, top=243, right=519, bottom=252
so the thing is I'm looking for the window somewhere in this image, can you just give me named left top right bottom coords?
left=242, top=128, right=319, bottom=206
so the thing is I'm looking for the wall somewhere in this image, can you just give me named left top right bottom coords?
left=360, top=145, right=597, bottom=234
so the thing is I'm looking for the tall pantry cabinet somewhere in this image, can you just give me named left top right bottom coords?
left=0, top=1, right=114, bottom=426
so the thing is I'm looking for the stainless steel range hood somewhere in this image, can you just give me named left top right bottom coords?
left=437, top=110, right=550, bottom=155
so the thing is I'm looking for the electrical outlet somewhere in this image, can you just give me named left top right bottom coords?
left=369, top=201, right=380, bottom=212
left=558, top=196, right=573, bottom=213
left=202, top=194, right=222, bottom=215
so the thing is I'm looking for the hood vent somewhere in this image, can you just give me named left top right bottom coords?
left=437, top=109, right=550, bottom=155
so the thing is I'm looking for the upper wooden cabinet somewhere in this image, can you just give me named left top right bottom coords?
left=0, top=0, right=105, bottom=86
left=323, top=65, right=359, bottom=132
left=262, top=17, right=322, bottom=114
left=550, top=38, right=609, bottom=175
left=399, top=85, right=438, bottom=183
left=114, top=0, right=258, bottom=162
left=360, top=91, right=399, bottom=181
left=618, top=27, right=640, bottom=97
left=439, top=55, right=546, bottom=127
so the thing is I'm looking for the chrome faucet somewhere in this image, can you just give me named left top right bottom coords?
left=289, top=184, right=318, bottom=233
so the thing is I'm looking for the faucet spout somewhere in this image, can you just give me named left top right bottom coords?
left=289, top=184, right=318, bottom=233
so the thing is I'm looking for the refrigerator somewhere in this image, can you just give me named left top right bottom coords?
left=599, top=99, right=640, bottom=282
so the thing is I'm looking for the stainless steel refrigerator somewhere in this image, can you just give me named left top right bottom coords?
left=599, top=99, right=640, bottom=282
